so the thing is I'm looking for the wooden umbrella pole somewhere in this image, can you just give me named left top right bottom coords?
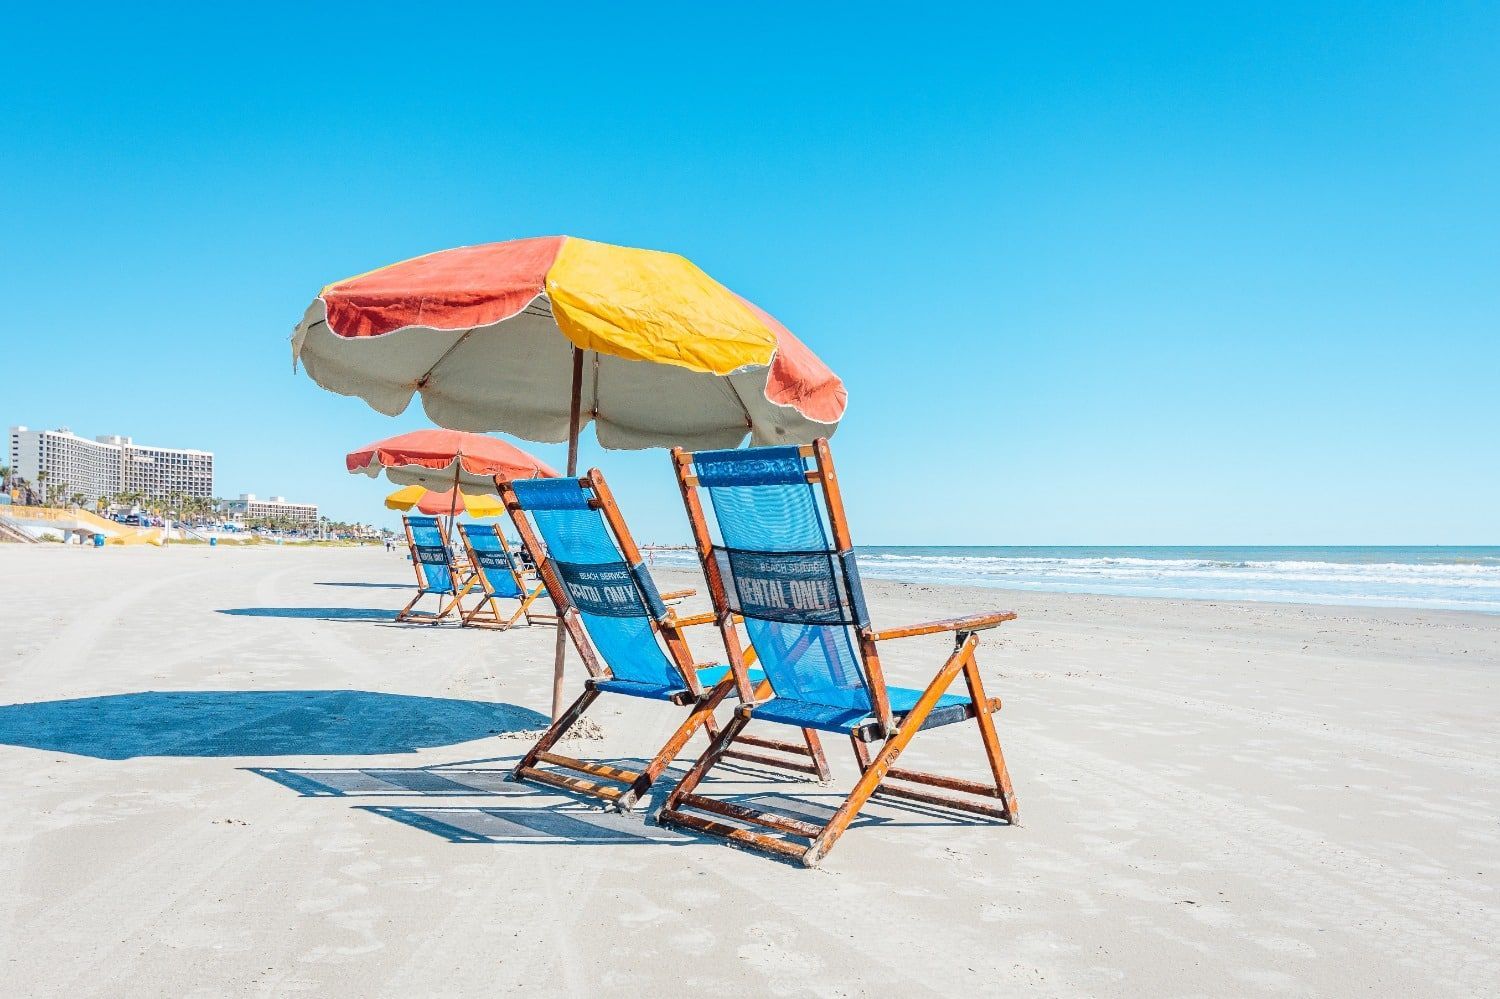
left=551, top=346, right=586, bottom=720
left=446, top=461, right=461, bottom=541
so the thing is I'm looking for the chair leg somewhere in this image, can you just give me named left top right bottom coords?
left=802, top=729, right=832, bottom=781
left=801, top=637, right=976, bottom=866
left=616, top=676, right=738, bottom=812
left=849, top=733, right=873, bottom=772
left=660, top=709, right=752, bottom=813
left=460, top=591, right=494, bottom=627
left=511, top=688, right=601, bottom=779
left=394, top=589, right=428, bottom=622
left=870, top=647, right=1017, bottom=822
left=962, top=651, right=1019, bottom=823
left=712, top=686, right=830, bottom=780
left=500, top=598, right=528, bottom=629
left=434, top=592, right=465, bottom=621
left=464, top=592, right=515, bottom=630
left=519, top=586, right=556, bottom=627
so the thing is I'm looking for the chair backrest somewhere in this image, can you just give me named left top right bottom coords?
left=404, top=516, right=456, bottom=594
left=673, top=442, right=876, bottom=715
left=456, top=522, right=524, bottom=599
left=502, top=475, right=687, bottom=691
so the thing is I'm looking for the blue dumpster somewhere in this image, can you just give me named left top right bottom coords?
left=209, top=536, right=218, bottom=547
left=92, top=534, right=105, bottom=548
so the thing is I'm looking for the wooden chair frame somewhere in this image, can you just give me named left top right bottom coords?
left=658, top=439, right=1019, bottom=866
left=454, top=522, right=555, bottom=630
left=395, top=515, right=476, bottom=624
left=496, top=469, right=832, bottom=812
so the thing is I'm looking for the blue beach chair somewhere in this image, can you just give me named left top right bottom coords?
left=455, top=522, right=552, bottom=630
left=396, top=515, right=472, bottom=624
left=496, top=470, right=832, bottom=811
left=660, top=440, right=1019, bottom=866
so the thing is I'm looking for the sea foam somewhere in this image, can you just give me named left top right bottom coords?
left=646, top=546, right=1500, bottom=613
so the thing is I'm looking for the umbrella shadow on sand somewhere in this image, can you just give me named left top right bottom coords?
left=0, top=690, right=549, bottom=760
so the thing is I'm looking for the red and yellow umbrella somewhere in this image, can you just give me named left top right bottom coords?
left=294, top=236, right=847, bottom=452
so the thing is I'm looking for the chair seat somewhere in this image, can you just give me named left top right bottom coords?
left=480, top=578, right=524, bottom=599
left=592, top=666, right=765, bottom=702
left=749, top=686, right=975, bottom=735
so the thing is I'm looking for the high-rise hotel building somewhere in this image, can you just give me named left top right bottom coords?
left=8, top=426, right=214, bottom=505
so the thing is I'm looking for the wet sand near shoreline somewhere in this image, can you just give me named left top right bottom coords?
left=1, top=544, right=1496, bottom=996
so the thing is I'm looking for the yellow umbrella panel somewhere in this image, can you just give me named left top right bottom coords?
left=384, top=484, right=505, bottom=519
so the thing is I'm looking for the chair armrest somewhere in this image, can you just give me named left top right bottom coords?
left=660, top=588, right=696, bottom=603
left=870, top=611, right=1016, bottom=642
left=671, top=611, right=743, bottom=629
left=672, top=610, right=716, bottom=628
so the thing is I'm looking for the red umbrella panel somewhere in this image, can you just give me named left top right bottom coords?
left=347, top=428, right=557, bottom=493
left=350, top=428, right=556, bottom=528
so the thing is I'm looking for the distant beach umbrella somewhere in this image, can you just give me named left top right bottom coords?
left=299, top=237, right=847, bottom=718
left=384, top=484, right=504, bottom=519
left=349, top=428, right=555, bottom=527
left=347, top=428, right=556, bottom=493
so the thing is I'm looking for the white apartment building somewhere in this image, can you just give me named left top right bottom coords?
left=8, top=426, right=215, bottom=505
left=229, top=493, right=319, bottom=525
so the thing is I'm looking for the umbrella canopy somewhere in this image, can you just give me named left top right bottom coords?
left=293, top=236, right=847, bottom=450
left=347, top=429, right=557, bottom=493
left=384, top=484, right=505, bottom=518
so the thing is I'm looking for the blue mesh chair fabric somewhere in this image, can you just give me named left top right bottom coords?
left=406, top=516, right=455, bottom=595
left=457, top=523, right=524, bottom=599
left=509, top=478, right=687, bottom=697
left=691, top=446, right=973, bottom=734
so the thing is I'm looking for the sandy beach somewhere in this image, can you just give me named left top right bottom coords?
left=1, top=544, right=1496, bottom=997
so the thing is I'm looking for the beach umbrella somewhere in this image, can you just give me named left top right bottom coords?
left=384, top=484, right=505, bottom=519
left=294, top=236, right=847, bottom=453
left=348, top=428, right=556, bottom=493
left=297, top=236, right=848, bottom=716
left=349, top=428, right=556, bottom=530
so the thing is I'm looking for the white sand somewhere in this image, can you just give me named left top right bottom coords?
left=1, top=544, right=1496, bottom=996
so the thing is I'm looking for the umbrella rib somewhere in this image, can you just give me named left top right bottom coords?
left=414, top=327, right=479, bottom=394
left=718, top=371, right=755, bottom=433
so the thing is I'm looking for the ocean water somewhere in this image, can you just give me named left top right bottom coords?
left=649, top=546, right=1500, bottom=614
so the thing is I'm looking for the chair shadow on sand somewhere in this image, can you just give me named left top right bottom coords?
left=0, top=690, right=549, bottom=760
left=314, top=581, right=412, bottom=589
left=248, top=756, right=962, bottom=850
left=357, top=787, right=922, bottom=849
left=359, top=804, right=698, bottom=845
left=251, top=756, right=697, bottom=846
left=217, top=607, right=398, bottom=622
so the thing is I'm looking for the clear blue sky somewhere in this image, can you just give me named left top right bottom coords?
left=2, top=3, right=1495, bottom=544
